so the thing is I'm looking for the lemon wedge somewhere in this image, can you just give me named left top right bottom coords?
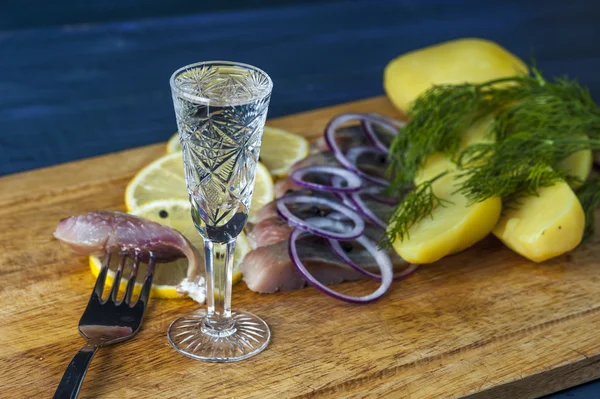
left=249, top=162, right=275, bottom=224
left=88, top=199, right=251, bottom=299
left=259, top=126, right=309, bottom=178
left=165, top=127, right=309, bottom=179
left=125, top=152, right=273, bottom=221
left=125, top=152, right=187, bottom=211
left=166, top=131, right=180, bottom=153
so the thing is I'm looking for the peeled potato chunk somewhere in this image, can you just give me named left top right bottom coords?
left=557, top=145, right=592, bottom=188
left=391, top=173, right=502, bottom=264
left=399, top=115, right=501, bottom=264
left=493, top=181, right=585, bottom=263
left=384, top=38, right=528, bottom=112
left=414, top=114, right=495, bottom=185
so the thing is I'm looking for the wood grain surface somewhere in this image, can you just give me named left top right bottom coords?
left=1, top=97, right=600, bottom=399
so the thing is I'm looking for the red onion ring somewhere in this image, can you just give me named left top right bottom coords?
left=343, top=145, right=389, bottom=186
left=331, top=175, right=360, bottom=210
left=327, top=238, right=418, bottom=281
left=362, top=114, right=405, bottom=153
left=334, top=192, right=358, bottom=210
left=276, top=195, right=364, bottom=240
left=366, top=112, right=407, bottom=129
left=348, top=191, right=387, bottom=229
left=291, top=165, right=362, bottom=193
left=325, top=113, right=386, bottom=170
left=288, top=227, right=393, bottom=303
left=360, top=185, right=398, bottom=205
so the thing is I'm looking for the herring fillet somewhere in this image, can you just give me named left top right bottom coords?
left=53, top=211, right=203, bottom=282
left=240, top=236, right=367, bottom=293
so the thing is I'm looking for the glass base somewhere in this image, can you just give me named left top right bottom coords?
left=167, top=309, right=270, bottom=362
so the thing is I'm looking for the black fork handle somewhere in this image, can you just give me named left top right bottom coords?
left=53, top=343, right=99, bottom=399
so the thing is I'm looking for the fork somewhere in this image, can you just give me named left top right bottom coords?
left=53, top=253, right=155, bottom=399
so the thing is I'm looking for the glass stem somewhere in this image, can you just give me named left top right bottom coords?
left=203, top=239, right=235, bottom=332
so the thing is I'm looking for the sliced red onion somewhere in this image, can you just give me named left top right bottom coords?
left=325, top=114, right=386, bottom=172
left=324, top=212, right=349, bottom=221
left=344, top=146, right=389, bottom=186
left=325, top=113, right=366, bottom=158
left=348, top=191, right=387, bottom=229
left=392, top=263, right=419, bottom=281
left=333, top=192, right=358, bottom=210
left=362, top=114, right=405, bottom=153
left=288, top=227, right=393, bottom=303
left=276, top=195, right=364, bottom=240
left=291, top=165, right=362, bottom=193
left=325, top=114, right=389, bottom=185
left=361, top=185, right=398, bottom=205
left=328, top=237, right=418, bottom=281
left=331, top=175, right=359, bottom=210
left=366, top=112, right=407, bottom=129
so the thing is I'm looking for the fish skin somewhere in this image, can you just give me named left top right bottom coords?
left=246, top=190, right=343, bottom=248
left=242, top=179, right=405, bottom=293
left=240, top=236, right=366, bottom=293
left=247, top=217, right=294, bottom=250
left=243, top=120, right=402, bottom=293
left=274, top=177, right=302, bottom=198
left=241, top=216, right=407, bottom=293
left=54, top=211, right=203, bottom=281
left=313, top=125, right=368, bottom=152
left=289, top=151, right=339, bottom=174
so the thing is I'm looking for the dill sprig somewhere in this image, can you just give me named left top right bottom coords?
left=386, top=79, right=511, bottom=192
left=576, top=176, right=600, bottom=241
left=381, top=172, right=450, bottom=246
left=386, top=66, right=600, bottom=244
left=456, top=135, right=600, bottom=204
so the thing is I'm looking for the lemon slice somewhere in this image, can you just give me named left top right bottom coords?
left=88, top=200, right=252, bottom=299
left=125, top=152, right=188, bottom=211
left=258, top=126, right=309, bottom=178
left=165, top=126, right=309, bottom=178
left=126, top=152, right=273, bottom=222
left=249, top=162, right=275, bottom=224
left=166, top=132, right=180, bottom=153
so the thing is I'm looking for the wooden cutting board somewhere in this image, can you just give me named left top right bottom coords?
left=2, top=96, right=600, bottom=399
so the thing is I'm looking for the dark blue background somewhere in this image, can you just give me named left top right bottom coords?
left=1, top=1, right=599, bottom=396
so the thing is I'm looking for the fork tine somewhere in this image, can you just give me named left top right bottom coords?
left=123, top=253, right=141, bottom=305
left=137, top=256, right=156, bottom=306
left=109, top=254, right=127, bottom=302
left=93, top=253, right=111, bottom=298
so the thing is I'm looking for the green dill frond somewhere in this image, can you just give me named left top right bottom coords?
left=576, top=176, right=600, bottom=241
left=386, top=72, right=537, bottom=193
left=383, top=172, right=451, bottom=246
left=492, top=76, right=600, bottom=142
left=385, top=64, right=600, bottom=246
left=456, top=135, right=600, bottom=204
left=387, top=84, right=483, bottom=192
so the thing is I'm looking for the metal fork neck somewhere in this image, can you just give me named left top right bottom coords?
left=53, top=343, right=99, bottom=399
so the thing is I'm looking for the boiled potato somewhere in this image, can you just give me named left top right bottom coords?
left=557, top=140, right=592, bottom=188
left=493, top=181, right=585, bottom=262
left=391, top=172, right=502, bottom=264
left=414, top=114, right=495, bottom=185
left=384, top=38, right=528, bottom=112
left=386, top=40, right=587, bottom=264
left=402, top=115, right=500, bottom=264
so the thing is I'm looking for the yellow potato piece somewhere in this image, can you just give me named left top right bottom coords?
left=414, top=114, right=494, bottom=186
left=493, top=181, right=584, bottom=262
left=401, top=115, right=500, bottom=264
left=391, top=173, right=502, bottom=264
left=384, top=38, right=528, bottom=112
left=413, top=153, right=455, bottom=186
left=557, top=147, right=592, bottom=188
